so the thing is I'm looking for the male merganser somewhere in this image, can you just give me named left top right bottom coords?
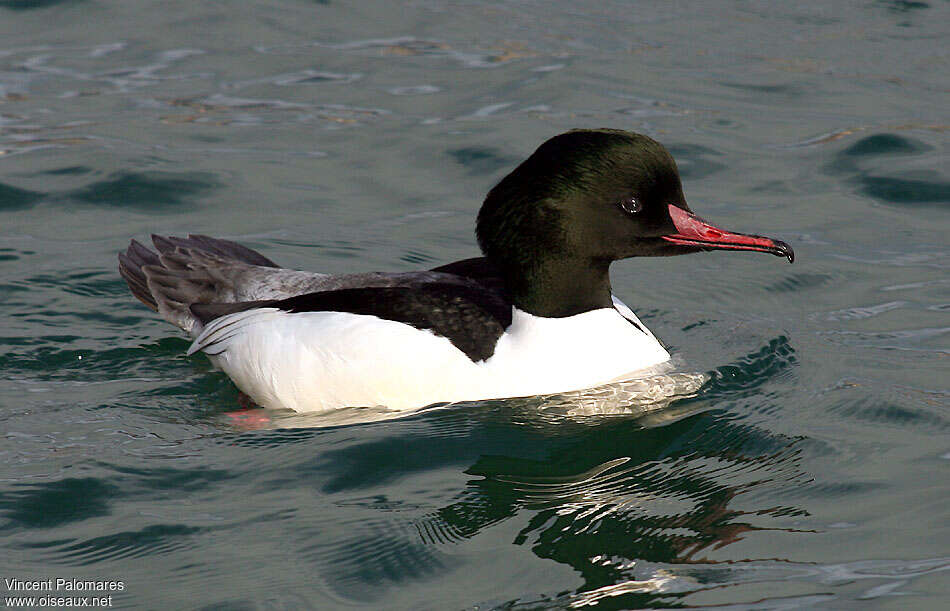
left=119, top=129, right=793, bottom=413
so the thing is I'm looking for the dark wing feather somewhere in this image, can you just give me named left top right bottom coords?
left=118, top=234, right=281, bottom=330
left=191, top=280, right=513, bottom=362
left=430, top=257, right=506, bottom=294
left=164, top=234, right=279, bottom=268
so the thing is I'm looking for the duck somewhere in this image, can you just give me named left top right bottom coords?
left=119, top=129, right=793, bottom=413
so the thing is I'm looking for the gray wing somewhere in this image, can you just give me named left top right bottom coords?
left=118, top=234, right=473, bottom=335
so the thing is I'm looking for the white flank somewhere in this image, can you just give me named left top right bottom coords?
left=187, top=298, right=671, bottom=413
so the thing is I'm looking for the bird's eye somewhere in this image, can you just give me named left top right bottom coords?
left=619, top=197, right=642, bottom=214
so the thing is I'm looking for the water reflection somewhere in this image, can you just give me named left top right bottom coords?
left=416, top=408, right=808, bottom=601
left=271, top=337, right=807, bottom=604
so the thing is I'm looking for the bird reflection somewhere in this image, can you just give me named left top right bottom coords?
left=274, top=336, right=803, bottom=606
left=415, top=410, right=808, bottom=579
left=405, top=336, right=806, bottom=603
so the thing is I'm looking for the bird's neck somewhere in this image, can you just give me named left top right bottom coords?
left=503, top=256, right=614, bottom=318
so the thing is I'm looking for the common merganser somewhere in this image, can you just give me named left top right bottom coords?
left=119, top=129, right=793, bottom=413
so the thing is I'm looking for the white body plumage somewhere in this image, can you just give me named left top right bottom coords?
left=188, top=297, right=671, bottom=413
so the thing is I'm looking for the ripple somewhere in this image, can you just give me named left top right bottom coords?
left=387, top=85, right=440, bottom=96
left=664, top=143, right=726, bottom=181
left=1, top=4, right=946, bottom=609
left=105, top=463, right=235, bottom=493
left=505, top=556, right=950, bottom=609
left=316, top=36, right=450, bottom=55
left=0, top=180, right=44, bottom=210
left=297, top=519, right=447, bottom=602
left=8, top=44, right=209, bottom=95
left=26, top=524, right=203, bottom=565
left=222, top=428, right=322, bottom=449
left=845, top=397, right=948, bottom=428
left=448, top=146, right=519, bottom=175
left=858, top=173, right=950, bottom=206
left=17, top=269, right=126, bottom=298
left=411, top=414, right=813, bottom=602
left=304, top=104, right=390, bottom=127
left=67, top=170, right=219, bottom=210
left=1, top=477, right=116, bottom=528
left=399, top=248, right=435, bottom=264
left=705, top=335, right=798, bottom=399
left=881, top=278, right=950, bottom=291
left=842, top=133, right=930, bottom=157
left=0, top=335, right=195, bottom=385
left=719, top=80, right=804, bottom=97
left=834, top=250, right=948, bottom=269
left=38, top=165, right=94, bottom=176
left=170, top=94, right=306, bottom=112
left=819, top=326, right=950, bottom=354
left=765, top=272, right=833, bottom=293
left=228, top=70, right=362, bottom=89
left=0, top=0, right=82, bottom=10
left=825, top=386, right=950, bottom=430
left=882, top=1, right=932, bottom=14
left=258, top=36, right=542, bottom=68
left=823, top=132, right=948, bottom=208
left=820, top=300, right=907, bottom=321
left=0, top=246, right=23, bottom=262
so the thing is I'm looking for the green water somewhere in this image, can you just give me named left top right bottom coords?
left=1, top=1, right=948, bottom=609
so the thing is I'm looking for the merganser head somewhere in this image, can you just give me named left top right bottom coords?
left=476, top=129, right=793, bottom=271
left=475, top=129, right=793, bottom=317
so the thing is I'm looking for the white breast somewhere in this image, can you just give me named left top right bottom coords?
left=188, top=298, right=671, bottom=413
left=478, top=306, right=670, bottom=398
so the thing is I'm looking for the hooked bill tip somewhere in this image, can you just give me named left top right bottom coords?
left=773, top=240, right=794, bottom=264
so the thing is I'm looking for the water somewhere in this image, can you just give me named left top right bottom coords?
left=1, top=1, right=948, bottom=608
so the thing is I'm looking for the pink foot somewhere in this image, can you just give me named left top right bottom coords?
left=224, top=393, right=271, bottom=429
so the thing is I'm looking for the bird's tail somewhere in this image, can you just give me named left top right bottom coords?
left=118, top=234, right=278, bottom=334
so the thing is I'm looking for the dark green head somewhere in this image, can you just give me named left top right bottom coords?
left=477, top=129, right=691, bottom=272
left=474, top=128, right=793, bottom=317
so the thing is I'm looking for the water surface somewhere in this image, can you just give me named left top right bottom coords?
left=1, top=1, right=948, bottom=608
